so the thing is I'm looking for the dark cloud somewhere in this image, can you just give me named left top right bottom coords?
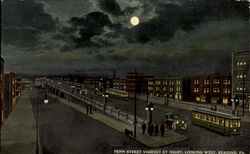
left=1, top=0, right=58, bottom=48
left=68, top=12, right=124, bottom=48
left=131, top=0, right=249, bottom=43
left=97, top=0, right=124, bottom=16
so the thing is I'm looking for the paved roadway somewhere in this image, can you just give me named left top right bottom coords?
left=87, top=92, right=250, bottom=151
left=30, top=88, right=145, bottom=154
left=66, top=81, right=250, bottom=152
left=47, top=81, right=250, bottom=152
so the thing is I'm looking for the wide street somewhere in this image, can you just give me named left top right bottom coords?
left=45, top=80, right=250, bottom=152
left=86, top=90, right=250, bottom=151
left=29, top=88, right=145, bottom=154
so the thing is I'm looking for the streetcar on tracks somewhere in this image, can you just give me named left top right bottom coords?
left=105, top=88, right=129, bottom=100
left=191, top=108, right=241, bottom=135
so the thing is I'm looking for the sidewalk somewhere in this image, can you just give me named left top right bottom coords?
left=49, top=94, right=188, bottom=148
left=1, top=89, right=37, bottom=154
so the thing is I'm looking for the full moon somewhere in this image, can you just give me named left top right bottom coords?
left=130, top=16, right=139, bottom=26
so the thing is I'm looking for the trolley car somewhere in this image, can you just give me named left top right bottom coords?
left=191, top=108, right=241, bottom=135
left=105, top=88, right=129, bottom=100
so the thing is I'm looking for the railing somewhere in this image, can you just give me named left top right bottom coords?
left=135, top=94, right=232, bottom=114
left=44, top=81, right=143, bottom=128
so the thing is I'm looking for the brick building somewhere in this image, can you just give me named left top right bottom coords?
left=113, top=78, right=126, bottom=90
left=148, top=77, right=191, bottom=101
left=125, top=73, right=153, bottom=94
left=191, top=73, right=232, bottom=105
left=0, top=56, right=4, bottom=125
left=232, top=50, right=250, bottom=108
left=4, top=72, right=16, bottom=118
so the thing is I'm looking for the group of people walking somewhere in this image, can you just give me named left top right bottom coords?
left=141, top=122, right=165, bottom=137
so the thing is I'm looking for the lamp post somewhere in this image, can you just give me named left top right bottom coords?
left=231, top=97, right=239, bottom=116
left=102, top=93, right=109, bottom=112
left=145, top=102, right=154, bottom=125
left=36, top=99, right=39, bottom=154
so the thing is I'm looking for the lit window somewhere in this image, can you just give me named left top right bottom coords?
left=156, top=81, right=161, bottom=85
left=194, top=80, right=199, bottom=84
left=204, top=80, right=209, bottom=85
left=194, top=87, right=199, bottom=93
left=213, top=79, right=220, bottom=84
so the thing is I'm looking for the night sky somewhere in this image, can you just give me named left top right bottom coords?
left=1, top=0, right=249, bottom=76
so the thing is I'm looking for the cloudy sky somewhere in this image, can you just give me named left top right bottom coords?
left=1, top=0, right=249, bottom=76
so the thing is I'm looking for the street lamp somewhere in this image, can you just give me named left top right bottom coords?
left=102, top=93, right=109, bottom=112
left=44, top=93, right=49, bottom=104
left=231, top=98, right=239, bottom=115
left=145, top=102, right=154, bottom=125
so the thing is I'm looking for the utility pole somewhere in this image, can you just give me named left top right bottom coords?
left=146, top=78, right=149, bottom=105
left=134, top=69, right=137, bottom=138
left=242, top=72, right=245, bottom=116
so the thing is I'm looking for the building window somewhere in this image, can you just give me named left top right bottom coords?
left=163, top=87, right=167, bottom=91
left=213, top=79, right=220, bottom=84
left=170, top=87, right=174, bottom=92
left=213, top=87, right=220, bottom=93
left=176, top=80, right=181, bottom=85
left=156, top=81, right=161, bottom=85
left=194, top=87, right=199, bottom=93
left=204, top=80, right=209, bottom=85
left=163, top=81, right=167, bottom=85
left=176, top=87, right=181, bottom=91
left=237, top=61, right=247, bottom=66
left=203, top=88, right=209, bottom=93
left=148, top=87, right=153, bottom=90
left=223, top=79, right=230, bottom=85
left=156, top=87, right=160, bottom=90
left=169, top=81, right=174, bottom=85
left=148, top=81, right=154, bottom=85
left=194, top=80, right=199, bottom=84
left=223, top=88, right=230, bottom=94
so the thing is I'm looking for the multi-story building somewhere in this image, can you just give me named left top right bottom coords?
left=4, top=72, right=16, bottom=118
left=125, top=73, right=153, bottom=94
left=191, top=73, right=232, bottom=105
left=15, top=77, right=22, bottom=99
left=232, top=50, right=250, bottom=108
left=148, top=77, right=191, bottom=101
left=113, top=78, right=126, bottom=90
left=0, top=56, right=4, bottom=125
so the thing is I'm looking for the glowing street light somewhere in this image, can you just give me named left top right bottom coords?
left=145, top=102, right=154, bottom=125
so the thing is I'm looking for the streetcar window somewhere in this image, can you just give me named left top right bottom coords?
left=232, top=120, right=237, bottom=127
left=225, top=119, right=229, bottom=127
left=197, top=113, right=200, bottom=119
left=237, top=120, right=241, bottom=127
left=192, top=112, right=195, bottom=118
left=215, top=117, right=219, bottom=124
left=219, top=118, right=224, bottom=125
left=200, top=114, right=204, bottom=120
left=211, top=116, right=215, bottom=123
left=204, top=114, right=207, bottom=121
left=207, top=115, right=211, bottom=121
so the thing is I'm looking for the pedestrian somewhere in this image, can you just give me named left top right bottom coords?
left=151, top=124, right=154, bottom=136
left=147, top=124, right=151, bottom=135
left=160, top=123, right=165, bottom=137
left=90, top=104, right=93, bottom=114
left=86, top=104, right=89, bottom=115
left=142, top=122, right=146, bottom=135
left=154, top=124, right=159, bottom=136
